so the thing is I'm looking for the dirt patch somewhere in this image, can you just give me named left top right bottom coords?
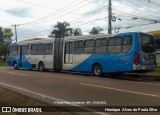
left=0, top=87, right=74, bottom=115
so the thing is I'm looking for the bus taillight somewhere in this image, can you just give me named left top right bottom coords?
left=134, top=52, right=139, bottom=65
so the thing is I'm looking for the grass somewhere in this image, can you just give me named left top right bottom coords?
left=153, top=68, right=160, bottom=72
left=0, top=113, right=17, bottom=115
left=0, top=60, right=6, bottom=66
left=151, top=62, right=160, bottom=72
left=157, top=62, right=160, bottom=66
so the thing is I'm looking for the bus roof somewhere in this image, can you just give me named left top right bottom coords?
left=22, top=38, right=48, bottom=41
left=11, top=34, right=114, bottom=45
left=10, top=32, right=149, bottom=46
left=64, top=34, right=114, bottom=42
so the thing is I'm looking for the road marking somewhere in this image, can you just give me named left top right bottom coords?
left=137, top=81, right=160, bottom=86
left=8, top=72, right=30, bottom=76
left=0, top=82, right=109, bottom=115
left=80, top=83, right=160, bottom=98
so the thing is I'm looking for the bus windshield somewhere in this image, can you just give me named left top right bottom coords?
left=140, top=34, right=155, bottom=53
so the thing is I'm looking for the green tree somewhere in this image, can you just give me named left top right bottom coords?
left=49, top=21, right=70, bottom=38
left=74, top=28, right=82, bottom=36
left=0, top=27, right=10, bottom=57
left=0, top=27, right=4, bottom=43
left=0, top=43, right=9, bottom=56
left=89, top=26, right=103, bottom=35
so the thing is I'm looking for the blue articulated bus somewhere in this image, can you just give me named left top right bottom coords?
left=6, top=32, right=156, bottom=77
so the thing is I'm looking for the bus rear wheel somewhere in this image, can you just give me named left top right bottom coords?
left=93, top=64, right=102, bottom=77
left=38, top=62, right=45, bottom=72
left=13, top=62, right=19, bottom=70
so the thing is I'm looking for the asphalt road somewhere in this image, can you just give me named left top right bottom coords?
left=0, top=66, right=160, bottom=114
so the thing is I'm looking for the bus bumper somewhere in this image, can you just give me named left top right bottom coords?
left=133, top=64, right=156, bottom=71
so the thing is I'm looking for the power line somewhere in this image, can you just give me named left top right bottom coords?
left=21, top=11, right=106, bottom=39
left=113, top=8, right=158, bottom=21
left=16, top=0, right=61, bottom=10
left=20, top=2, right=95, bottom=26
left=71, top=7, right=107, bottom=25
left=18, top=0, right=109, bottom=26
left=84, top=0, right=107, bottom=6
left=140, top=0, right=160, bottom=7
left=114, top=0, right=159, bottom=19
left=73, top=12, right=106, bottom=28
left=22, top=29, right=51, bottom=39
left=18, top=0, right=86, bottom=25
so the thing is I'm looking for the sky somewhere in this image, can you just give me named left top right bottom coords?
left=0, top=0, right=160, bottom=41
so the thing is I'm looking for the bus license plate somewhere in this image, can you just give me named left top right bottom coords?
left=142, top=66, right=145, bottom=69
left=149, top=54, right=154, bottom=59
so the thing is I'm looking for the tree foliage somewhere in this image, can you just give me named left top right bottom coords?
left=0, top=27, right=4, bottom=43
left=0, top=42, right=9, bottom=56
left=89, top=26, right=103, bottom=35
left=0, top=27, right=9, bottom=57
left=49, top=21, right=71, bottom=38
left=74, top=28, right=82, bottom=36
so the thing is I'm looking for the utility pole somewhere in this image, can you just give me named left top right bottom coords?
left=108, top=0, right=112, bottom=34
left=11, top=24, right=20, bottom=42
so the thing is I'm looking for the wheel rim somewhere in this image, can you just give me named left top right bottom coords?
left=14, top=63, right=17, bottom=68
left=94, top=64, right=101, bottom=76
left=39, top=64, right=44, bottom=71
left=14, top=63, right=17, bottom=69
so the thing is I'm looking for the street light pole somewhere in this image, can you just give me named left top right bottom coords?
left=11, top=24, right=20, bottom=42
left=108, top=0, right=112, bottom=34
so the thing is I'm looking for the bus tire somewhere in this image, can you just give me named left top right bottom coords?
left=13, top=62, right=19, bottom=70
left=92, top=64, right=102, bottom=77
left=38, top=62, right=45, bottom=72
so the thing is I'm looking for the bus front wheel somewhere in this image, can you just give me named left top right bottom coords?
left=38, top=62, right=45, bottom=72
left=93, top=64, right=102, bottom=77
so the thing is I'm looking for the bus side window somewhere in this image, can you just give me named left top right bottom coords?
left=108, top=37, right=122, bottom=54
left=65, top=43, right=70, bottom=54
left=38, top=44, right=45, bottom=55
left=122, top=36, right=132, bottom=53
left=31, top=44, right=37, bottom=55
left=18, top=46, right=20, bottom=55
left=22, top=45, right=26, bottom=54
left=74, top=41, right=84, bottom=54
left=26, top=44, right=30, bottom=55
left=65, top=42, right=73, bottom=54
left=95, top=38, right=107, bottom=54
left=84, top=39, right=94, bottom=54
left=9, top=46, right=13, bottom=56
left=12, top=46, right=18, bottom=56
left=45, top=43, right=53, bottom=55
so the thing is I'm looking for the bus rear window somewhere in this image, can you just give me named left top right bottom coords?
left=140, top=34, right=155, bottom=53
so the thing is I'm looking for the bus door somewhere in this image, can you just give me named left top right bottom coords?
left=64, top=42, right=73, bottom=64
left=18, top=46, right=22, bottom=67
left=139, top=33, right=156, bottom=66
left=54, top=38, right=64, bottom=71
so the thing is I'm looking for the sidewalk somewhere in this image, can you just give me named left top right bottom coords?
left=0, top=87, right=74, bottom=115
